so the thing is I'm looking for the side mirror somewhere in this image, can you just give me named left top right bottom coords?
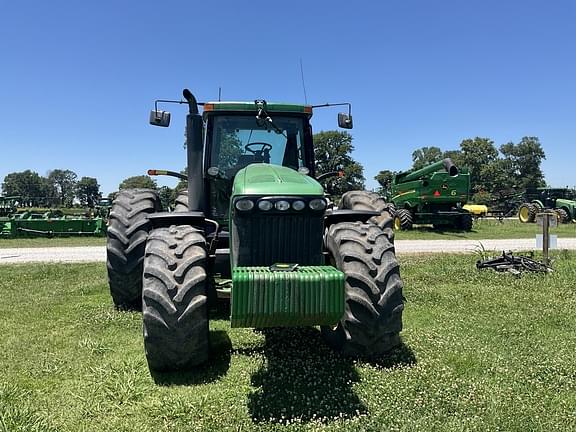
left=149, top=110, right=171, bottom=127
left=338, top=112, right=353, bottom=129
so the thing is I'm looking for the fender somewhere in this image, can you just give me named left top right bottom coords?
left=147, top=211, right=205, bottom=229
left=324, top=209, right=380, bottom=228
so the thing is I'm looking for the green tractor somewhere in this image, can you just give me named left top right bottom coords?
left=390, top=159, right=473, bottom=231
left=518, top=188, right=576, bottom=224
left=106, top=89, right=403, bottom=372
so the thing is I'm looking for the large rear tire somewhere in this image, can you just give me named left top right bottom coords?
left=340, top=190, right=395, bottom=241
left=321, top=222, right=404, bottom=356
left=174, top=189, right=189, bottom=212
left=106, top=188, right=160, bottom=310
left=518, top=203, right=536, bottom=223
left=142, top=225, right=209, bottom=372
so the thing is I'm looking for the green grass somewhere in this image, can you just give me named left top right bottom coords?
left=395, top=218, right=576, bottom=240
left=1, top=254, right=575, bottom=431
left=0, top=236, right=105, bottom=248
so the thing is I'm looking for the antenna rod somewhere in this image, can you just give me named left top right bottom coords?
left=218, top=87, right=222, bottom=101
left=299, top=58, right=308, bottom=104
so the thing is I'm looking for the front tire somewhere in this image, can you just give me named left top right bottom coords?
left=106, top=188, right=160, bottom=310
left=322, top=222, right=404, bottom=356
left=142, top=225, right=209, bottom=372
left=174, top=189, right=189, bottom=212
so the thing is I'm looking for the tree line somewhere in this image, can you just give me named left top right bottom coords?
left=1, top=169, right=101, bottom=207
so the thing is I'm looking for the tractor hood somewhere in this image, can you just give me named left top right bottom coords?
left=232, top=164, right=324, bottom=196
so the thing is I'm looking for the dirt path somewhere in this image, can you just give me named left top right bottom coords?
left=2, top=238, right=576, bottom=264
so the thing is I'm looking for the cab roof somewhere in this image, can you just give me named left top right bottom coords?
left=202, top=101, right=313, bottom=118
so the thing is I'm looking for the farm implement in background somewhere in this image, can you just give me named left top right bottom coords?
left=390, top=158, right=473, bottom=231
left=517, top=188, right=576, bottom=224
left=0, top=197, right=106, bottom=238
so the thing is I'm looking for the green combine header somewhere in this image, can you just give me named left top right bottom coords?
left=0, top=197, right=106, bottom=238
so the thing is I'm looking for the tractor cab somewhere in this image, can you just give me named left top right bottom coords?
left=201, top=101, right=316, bottom=223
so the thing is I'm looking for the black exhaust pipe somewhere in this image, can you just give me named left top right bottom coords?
left=183, top=89, right=205, bottom=213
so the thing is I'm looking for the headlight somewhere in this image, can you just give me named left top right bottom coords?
left=258, top=200, right=273, bottom=211
left=235, top=199, right=254, bottom=211
left=292, top=200, right=305, bottom=211
left=309, top=198, right=327, bottom=211
left=275, top=200, right=290, bottom=211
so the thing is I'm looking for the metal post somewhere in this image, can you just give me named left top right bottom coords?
left=542, top=212, right=550, bottom=266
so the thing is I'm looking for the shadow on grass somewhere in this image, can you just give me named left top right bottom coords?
left=150, top=330, right=232, bottom=386
left=359, top=341, right=417, bottom=369
left=247, top=328, right=416, bottom=424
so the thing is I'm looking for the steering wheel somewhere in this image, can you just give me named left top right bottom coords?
left=245, top=142, right=272, bottom=155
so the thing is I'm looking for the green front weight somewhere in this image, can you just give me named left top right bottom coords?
left=231, top=266, right=345, bottom=328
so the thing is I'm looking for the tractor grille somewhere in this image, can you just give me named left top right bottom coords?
left=231, top=213, right=324, bottom=267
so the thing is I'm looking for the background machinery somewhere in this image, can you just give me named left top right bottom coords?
left=106, top=90, right=404, bottom=372
left=0, top=196, right=106, bottom=237
left=390, top=158, right=473, bottom=231
left=518, top=188, right=576, bottom=224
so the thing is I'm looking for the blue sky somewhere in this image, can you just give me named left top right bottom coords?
left=1, top=0, right=575, bottom=194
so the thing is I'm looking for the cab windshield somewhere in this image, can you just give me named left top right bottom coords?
left=208, top=115, right=306, bottom=178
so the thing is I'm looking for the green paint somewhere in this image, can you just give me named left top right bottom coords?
left=391, top=159, right=471, bottom=226
left=231, top=266, right=345, bottom=328
left=204, top=101, right=312, bottom=117
left=232, top=164, right=324, bottom=196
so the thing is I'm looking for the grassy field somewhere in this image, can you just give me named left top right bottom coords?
left=1, top=253, right=575, bottom=431
left=395, top=218, right=576, bottom=240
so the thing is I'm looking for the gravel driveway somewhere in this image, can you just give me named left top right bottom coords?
left=2, top=238, right=576, bottom=264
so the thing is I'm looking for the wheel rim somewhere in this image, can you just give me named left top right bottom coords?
left=519, top=207, right=529, bottom=222
left=394, top=216, right=402, bottom=230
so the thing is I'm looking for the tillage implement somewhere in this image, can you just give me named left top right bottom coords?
left=106, top=90, right=404, bottom=372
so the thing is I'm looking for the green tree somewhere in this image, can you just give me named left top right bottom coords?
left=75, top=177, right=101, bottom=207
left=313, top=131, right=365, bottom=200
left=458, top=137, right=499, bottom=193
left=118, top=175, right=158, bottom=190
left=219, top=132, right=243, bottom=170
left=411, top=146, right=443, bottom=170
left=374, top=169, right=397, bottom=199
left=47, top=169, right=78, bottom=207
left=157, top=186, right=174, bottom=210
left=174, top=168, right=188, bottom=193
left=500, top=136, right=546, bottom=189
left=442, top=149, right=464, bottom=167
left=1, top=170, right=51, bottom=206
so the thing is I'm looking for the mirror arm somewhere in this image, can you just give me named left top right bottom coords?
left=312, top=102, right=352, bottom=116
